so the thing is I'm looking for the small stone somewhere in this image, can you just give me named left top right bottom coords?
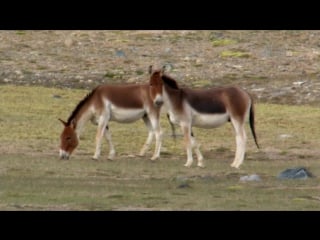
left=240, top=174, right=261, bottom=182
left=115, top=50, right=125, bottom=57
left=279, top=134, right=293, bottom=139
left=64, top=38, right=74, bottom=47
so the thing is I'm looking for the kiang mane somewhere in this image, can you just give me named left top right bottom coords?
left=67, top=88, right=97, bottom=125
left=162, top=74, right=180, bottom=90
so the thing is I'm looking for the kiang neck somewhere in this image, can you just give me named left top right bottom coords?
left=163, top=84, right=182, bottom=111
left=73, top=112, right=92, bottom=138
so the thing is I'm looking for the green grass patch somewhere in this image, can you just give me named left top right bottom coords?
left=104, top=72, right=117, bottom=78
left=211, top=38, right=237, bottom=47
left=135, top=69, right=144, bottom=75
left=1, top=85, right=320, bottom=210
left=220, top=50, right=251, bottom=58
left=16, top=30, right=26, bottom=35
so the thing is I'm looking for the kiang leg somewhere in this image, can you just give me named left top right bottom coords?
left=93, top=114, right=109, bottom=160
left=140, top=114, right=162, bottom=160
left=181, top=123, right=193, bottom=167
left=190, top=130, right=204, bottom=167
left=230, top=118, right=247, bottom=168
left=149, top=114, right=162, bottom=161
left=139, top=115, right=154, bottom=157
left=104, top=125, right=115, bottom=160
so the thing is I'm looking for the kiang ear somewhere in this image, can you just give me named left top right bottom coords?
left=148, top=65, right=153, bottom=75
left=58, top=118, right=67, bottom=126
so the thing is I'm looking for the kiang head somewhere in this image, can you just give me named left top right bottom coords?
left=148, top=65, right=165, bottom=107
left=58, top=118, right=79, bottom=160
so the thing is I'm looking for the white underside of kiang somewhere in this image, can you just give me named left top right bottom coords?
left=164, top=99, right=229, bottom=129
left=109, top=105, right=145, bottom=123
left=83, top=101, right=146, bottom=124
left=191, top=110, right=229, bottom=128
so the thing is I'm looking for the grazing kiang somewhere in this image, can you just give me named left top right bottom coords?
left=149, top=66, right=259, bottom=169
left=58, top=75, right=165, bottom=161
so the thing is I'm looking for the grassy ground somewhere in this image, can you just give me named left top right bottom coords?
left=1, top=85, right=320, bottom=210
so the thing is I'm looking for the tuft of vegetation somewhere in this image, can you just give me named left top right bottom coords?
left=211, top=38, right=237, bottom=47
left=104, top=72, right=116, bottom=78
left=16, top=30, right=26, bottom=35
left=135, top=69, right=144, bottom=75
left=220, top=50, right=251, bottom=58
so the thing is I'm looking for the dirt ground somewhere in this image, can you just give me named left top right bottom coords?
left=1, top=30, right=320, bottom=106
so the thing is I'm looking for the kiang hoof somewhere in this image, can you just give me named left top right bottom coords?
left=197, top=164, right=205, bottom=168
left=230, top=164, right=240, bottom=169
left=138, top=152, right=146, bottom=157
left=108, top=152, right=116, bottom=160
left=107, top=155, right=115, bottom=161
left=150, top=156, right=159, bottom=161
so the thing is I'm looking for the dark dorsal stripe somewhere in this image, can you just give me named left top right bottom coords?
left=183, top=88, right=226, bottom=114
left=67, top=87, right=97, bottom=125
left=161, top=74, right=180, bottom=90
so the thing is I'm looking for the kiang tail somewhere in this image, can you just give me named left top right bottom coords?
left=249, top=99, right=260, bottom=149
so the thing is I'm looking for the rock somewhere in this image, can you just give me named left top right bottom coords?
left=115, top=50, right=125, bottom=57
left=279, top=134, right=293, bottom=139
left=174, top=176, right=191, bottom=188
left=293, top=81, right=306, bottom=86
left=64, top=38, right=74, bottom=47
left=277, top=167, right=313, bottom=180
left=240, top=174, right=261, bottom=182
left=177, top=182, right=191, bottom=188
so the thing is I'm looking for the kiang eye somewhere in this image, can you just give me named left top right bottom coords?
left=66, top=137, right=71, bottom=141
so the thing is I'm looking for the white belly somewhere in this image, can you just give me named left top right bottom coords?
left=110, top=106, right=145, bottom=123
left=192, top=112, right=229, bottom=128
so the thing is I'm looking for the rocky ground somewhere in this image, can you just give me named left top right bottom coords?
left=1, top=30, right=320, bottom=106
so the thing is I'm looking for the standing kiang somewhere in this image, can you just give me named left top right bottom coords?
left=149, top=65, right=259, bottom=169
